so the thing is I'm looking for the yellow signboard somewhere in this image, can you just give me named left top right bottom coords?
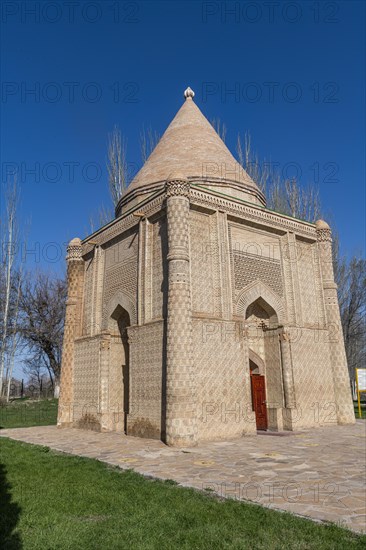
left=356, top=368, right=366, bottom=418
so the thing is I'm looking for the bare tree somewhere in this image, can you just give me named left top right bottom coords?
left=284, top=179, right=321, bottom=222
left=107, top=125, right=129, bottom=206
left=88, top=203, right=114, bottom=234
left=237, top=133, right=321, bottom=222
left=19, top=272, right=67, bottom=397
left=0, top=179, right=20, bottom=396
left=107, top=124, right=160, bottom=211
left=140, top=126, right=160, bottom=163
left=237, top=131, right=275, bottom=197
left=211, top=118, right=227, bottom=143
left=5, top=270, right=22, bottom=402
left=23, top=354, right=55, bottom=398
left=333, top=240, right=366, bottom=383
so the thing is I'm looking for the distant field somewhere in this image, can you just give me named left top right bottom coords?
left=0, top=398, right=58, bottom=429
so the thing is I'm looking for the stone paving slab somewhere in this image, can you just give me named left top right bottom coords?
left=1, top=422, right=365, bottom=533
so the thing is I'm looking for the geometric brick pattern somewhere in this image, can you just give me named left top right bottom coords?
left=290, top=328, right=337, bottom=428
left=127, top=320, right=164, bottom=439
left=233, top=252, right=283, bottom=296
left=193, top=317, right=256, bottom=441
left=297, top=241, right=320, bottom=325
left=104, top=230, right=138, bottom=269
left=82, top=256, right=94, bottom=335
left=57, top=239, right=84, bottom=426
left=152, top=217, right=168, bottom=319
left=280, top=232, right=297, bottom=325
left=209, top=212, right=222, bottom=316
left=316, top=228, right=355, bottom=425
left=263, top=330, right=284, bottom=413
left=229, top=223, right=284, bottom=299
left=103, top=260, right=137, bottom=320
left=236, top=280, right=285, bottom=324
left=108, top=334, right=125, bottom=432
left=103, top=233, right=138, bottom=309
left=58, top=93, right=355, bottom=446
left=190, top=210, right=215, bottom=315
left=165, top=180, right=197, bottom=446
left=73, top=336, right=100, bottom=423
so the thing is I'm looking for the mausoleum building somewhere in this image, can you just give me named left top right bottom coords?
left=58, top=88, right=355, bottom=446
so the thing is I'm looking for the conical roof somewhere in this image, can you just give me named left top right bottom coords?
left=124, top=89, right=260, bottom=195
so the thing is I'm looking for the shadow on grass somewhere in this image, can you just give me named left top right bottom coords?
left=0, top=461, right=22, bottom=549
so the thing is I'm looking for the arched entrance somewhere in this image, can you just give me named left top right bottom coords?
left=250, top=368, right=268, bottom=431
left=245, top=297, right=284, bottom=431
left=109, top=305, right=130, bottom=433
left=249, top=351, right=267, bottom=430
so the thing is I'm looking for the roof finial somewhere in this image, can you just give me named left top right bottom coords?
left=184, top=87, right=195, bottom=100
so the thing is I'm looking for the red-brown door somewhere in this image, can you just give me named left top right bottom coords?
left=251, top=374, right=268, bottom=431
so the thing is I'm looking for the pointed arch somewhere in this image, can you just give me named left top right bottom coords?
left=236, top=280, right=285, bottom=324
left=102, top=290, right=137, bottom=330
left=249, top=349, right=265, bottom=374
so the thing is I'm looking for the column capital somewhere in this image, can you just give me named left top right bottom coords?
left=315, top=220, right=332, bottom=242
left=66, top=237, right=83, bottom=261
left=166, top=174, right=190, bottom=198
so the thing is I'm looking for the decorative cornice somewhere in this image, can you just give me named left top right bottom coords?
left=117, top=176, right=266, bottom=214
left=189, top=188, right=317, bottom=239
left=82, top=192, right=165, bottom=253
left=82, top=184, right=318, bottom=255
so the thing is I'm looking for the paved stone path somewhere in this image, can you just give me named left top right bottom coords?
left=1, top=422, right=365, bottom=533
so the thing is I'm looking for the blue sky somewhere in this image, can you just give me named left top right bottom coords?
left=1, top=0, right=365, bottom=278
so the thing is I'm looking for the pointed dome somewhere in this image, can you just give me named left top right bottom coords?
left=116, top=89, right=265, bottom=215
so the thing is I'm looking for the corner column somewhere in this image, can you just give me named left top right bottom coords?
left=99, top=331, right=111, bottom=431
left=316, top=221, right=355, bottom=424
left=165, top=175, right=197, bottom=447
left=279, top=330, right=296, bottom=409
left=58, top=238, right=84, bottom=426
left=279, top=329, right=297, bottom=429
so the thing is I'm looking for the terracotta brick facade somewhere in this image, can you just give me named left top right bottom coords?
left=58, top=91, right=355, bottom=445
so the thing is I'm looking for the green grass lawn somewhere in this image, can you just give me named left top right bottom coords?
left=0, top=438, right=365, bottom=550
left=0, top=399, right=58, bottom=429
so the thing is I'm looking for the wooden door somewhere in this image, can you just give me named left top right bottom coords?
left=251, top=374, right=268, bottom=431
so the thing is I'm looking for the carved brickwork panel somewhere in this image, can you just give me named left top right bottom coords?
left=233, top=253, right=283, bottom=296
left=102, top=232, right=138, bottom=328
left=73, top=336, right=100, bottom=421
left=209, top=213, right=222, bottom=316
left=229, top=224, right=284, bottom=300
left=263, top=331, right=283, bottom=407
left=296, top=240, right=321, bottom=325
left=190, top=210, right=215, bottom=315
left=193, top=317, right=256, bottom=441
left=290, top=328, right=336, bottom=428
left=128, top=321, right=164, bottom=438
left=151, top=217, right=168, bottom=319
left=82, top=257, right=93, bottom=335
left=104, top=231, right=138, bottom=269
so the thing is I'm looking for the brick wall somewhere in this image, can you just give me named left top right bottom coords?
left=127, top=320, right=165, bottom=439
left=193, top=318, right=256, bottom=441
left=73, top=336, right=100, bottom=427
